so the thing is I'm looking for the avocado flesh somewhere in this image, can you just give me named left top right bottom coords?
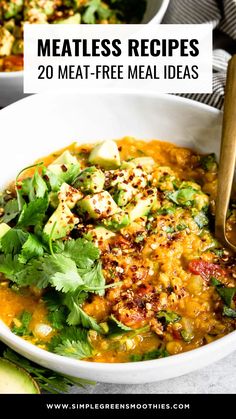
left=0, top=27, right=14, bottom=56
left=73, top=167, right=105, bottom=194
left=84, top=226, right=115, bottom=243
left=89, top=140, right=120, bottom=169
left=77, top=191, right=119, bottom=220
left=102, top=212, right=130, bottom=231
left=0, top=359, right=40, bottom=394
left=43, top=202, right=78, bottom=240
left=122, top=157, right=155, bottom=172
left=126, top=190, right=157, bottom=222
left=55, top=13, right=81, bottom=24
left=0, top=223, right=11, bottom=238
left=48, top=150, right=78, bottom=175
left=58, top=183, right=83, bottom=209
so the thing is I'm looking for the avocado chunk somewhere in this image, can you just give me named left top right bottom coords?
left=0, top=27, right=14, bottom=56
left=0, top=223, right=11, bottom=238
left=48, top=150, right=78, bottom=175
left=126, top=189, right=157, bottom=221
left=122, top=157, right=155, bottom=173
left=2, top=0, right=23, bottom=20
left=43, top=202, right=79, bottom=240
left=77, top=191, right=119, bottom=220
left=113, top=184, right=135, bottom=207
left=58, top=183, right=83, bottom=209
left=108, top=168, right=148, bottom=189
left=102, top=212, right=130, bottom=231
left=73, top=167, right=105, bottom=194
left=55, top=13, right=81, bottom=24
left=84, top=226, right=115, bottom=243
left=0, top=358, right=40, bottom=394
left=89, top=140, right=120, bottom=169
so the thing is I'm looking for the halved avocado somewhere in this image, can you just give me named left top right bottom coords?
left=0, top=358, right=40, bottom=394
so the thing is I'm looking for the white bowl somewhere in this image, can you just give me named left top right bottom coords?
left=0, top=0, right=169, bottom=108
left=0, top=90, right=235, bottom=385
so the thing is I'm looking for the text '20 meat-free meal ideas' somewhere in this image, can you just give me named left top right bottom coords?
left=0, top=137, right=235, bottom=363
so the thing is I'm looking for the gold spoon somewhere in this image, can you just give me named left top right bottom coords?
left=215, top=55, right=236, bottom=253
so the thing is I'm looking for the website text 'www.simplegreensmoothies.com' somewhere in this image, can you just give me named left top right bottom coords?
left=46, top=402, right=190, bottom=411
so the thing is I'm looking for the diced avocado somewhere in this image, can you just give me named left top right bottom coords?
left=122, top=157, right=155, bottom=172
left=114, top=184, right=134, bottom=207
left=58, top=183, right=83, bottom=209
left=12, top=39, right=24, bottom=55
left=3, top=19, right=16, bottom=34
left=73, top=167, right=105, bottom=194
left=126, top=189, right=157, bottom=222
left=55, top=13, right=81, bottom=24
left=48, top=150, right=78, bottom=171
left=102, top=211, right=130, bottom=231
left=84, top=226, right=115, bottom=243
left=0, top=358, right=40, bottom=394
left=0, top=27, right=14, bottom=56
left=109, top=168, right=147, bottom=189
left=43, top=202, right=78, bottom=240
left=0, top=223, right=11, bottom=238
left=77, top=191, right=119, bottom=220
left=2, top=0, right=23, bottom=20
left=48, top=191, right=59, bottom=209
left=89, top=140, right=120, bottom=169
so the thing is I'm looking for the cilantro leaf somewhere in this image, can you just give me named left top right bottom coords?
left=181, top=330, right=193, bottom=342
left=48, top=326, right=93, bottom=360
left=12, top=255, right=59, bottom=288
left=18, top=234, right=45, bottom=264
left=194, top=211, right=209, bottom=228
left=109, top=314, right=132, bottom=332
left=82, top=0, right=112, bottom=24
left=156, top=310, right=181, bottom=324
left=43, top=289, right=64, bottom=311
left=222, top=306, right=236, bottom=318
left=64, top=293, right=102, bottom=332
left=11, top=311, right=32, bottom=336
left=63, top=238, right=100, bottom=269
left=54, top=339, right=93, bottom=360
left=44, top=280, right=70, bottom=331
left=200, top=153, right=217, bottom=171
left=0, top=228, right=28, bottom=255
left=50, top=255, right=84, bottom=293
left=167, top=188, right=196, bottom=207
left=22, top=171, right=48, bottom=201
left=17, top=197, right=48, bottom=227
left=48, top=308, right=67, bottom=330
left=211, top=278, right=236, bottom=307
left=130, top=348, right=169, bottom=362
left=0, top=198, right=19, bottom=223
left=217, top=287, right=236, bottom=307
left=80, top=262, right=105, bottom=296
left=0, top=254, right=22, bottom=277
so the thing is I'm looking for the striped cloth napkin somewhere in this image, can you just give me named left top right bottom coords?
left=163, top=0, right=236, bottom=109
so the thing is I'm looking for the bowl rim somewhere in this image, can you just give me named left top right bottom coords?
left=0, top=89, right=234, bottom=376
left=0, top=319, right=235, bottom=371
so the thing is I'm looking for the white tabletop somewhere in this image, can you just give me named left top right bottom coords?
left=70, top=351, right=236, bottom=394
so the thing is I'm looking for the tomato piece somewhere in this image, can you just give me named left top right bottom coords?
left=189, top=260, right=226, bottom=281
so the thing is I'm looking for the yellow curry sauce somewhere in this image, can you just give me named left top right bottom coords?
left=0, top=138, right=235, bottom=363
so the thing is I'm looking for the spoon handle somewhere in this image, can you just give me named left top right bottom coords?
left=215, top=55, right=236, bottom=246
